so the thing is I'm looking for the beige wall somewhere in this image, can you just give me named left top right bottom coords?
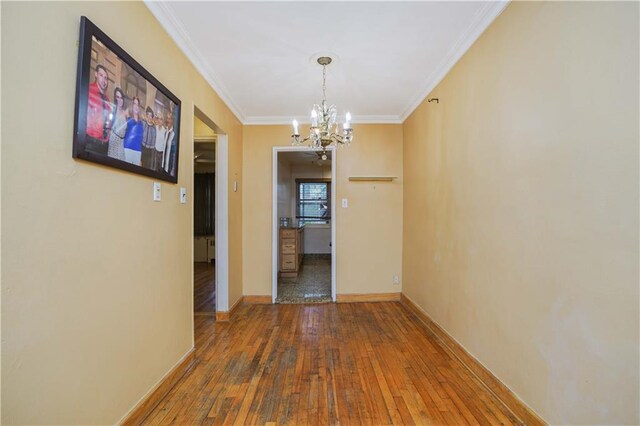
left=243, top=124, right=403, bottom=296
left=402, top=2, right=639, bottom=424
left=194, top=115, right=216, bottom=140
left=1, top=1, right=242, bottom=424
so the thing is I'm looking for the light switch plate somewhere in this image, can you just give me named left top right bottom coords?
left=341, top=198, right=348, bottom=208
left=153, top=182, right=161, bottom=201
left=180, top=187, right=187, bottom=204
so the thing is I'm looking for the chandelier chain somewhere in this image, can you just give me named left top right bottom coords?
left=322, top=65, right=327, bottom=103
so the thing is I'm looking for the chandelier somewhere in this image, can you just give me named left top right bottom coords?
left=291, top=56, right=353, bottom=154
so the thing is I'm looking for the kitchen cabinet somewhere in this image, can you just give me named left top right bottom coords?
left=279, top=227, right=304, bottom=277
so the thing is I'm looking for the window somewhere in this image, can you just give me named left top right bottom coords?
left=296, top=179, right=330, bottom=225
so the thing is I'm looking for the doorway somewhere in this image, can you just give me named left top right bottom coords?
left=272, top=146, right=337, bottom=303
left=192, top=108, right=229, bottom=318
left=193, top=115, right=216, bottom=315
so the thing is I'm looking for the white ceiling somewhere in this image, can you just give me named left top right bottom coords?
left=146, top=1, right=508, bottom=125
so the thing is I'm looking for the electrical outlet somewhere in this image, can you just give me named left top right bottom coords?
left=393, top=275, right=400, bottom=286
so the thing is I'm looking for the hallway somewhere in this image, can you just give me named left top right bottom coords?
left=138, top=302, right=522, bottom=425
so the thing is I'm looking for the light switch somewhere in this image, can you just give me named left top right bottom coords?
left=153, top=182, right=161, bottom=201
left=341, top=198, right=348, bottom=208
left=180, top=187, right=187, bottom=204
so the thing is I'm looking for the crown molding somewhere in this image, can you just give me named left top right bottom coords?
left=144, top=1, right=246, bottom=124
left=399, top=0, right=510, bottom=122
left=244, top=115, right=403, bottom=126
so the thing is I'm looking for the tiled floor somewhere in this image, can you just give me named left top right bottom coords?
left=276, top=254, right=331, bottom=303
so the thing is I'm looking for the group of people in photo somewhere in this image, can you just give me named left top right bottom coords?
left=85, top=63, right=178, bottom=176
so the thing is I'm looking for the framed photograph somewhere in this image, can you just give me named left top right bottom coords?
left=73, top=16, right=181, bottom=183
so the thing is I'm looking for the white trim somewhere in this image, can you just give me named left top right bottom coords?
left=271, top=149, right=279, bottom=304
left=144, top=1, right=246, bottom=123
left=331, top=149, right=337, bottom=302
left=216, top=135, right=229, bottom=312
left=399, top=0, right=509, bottom=122
left=272, top=146, right=337, bottom=303
left=245, top=115, right=402, bottom=126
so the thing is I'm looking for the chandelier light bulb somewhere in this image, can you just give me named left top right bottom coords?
left=311, top=110, right=318, bottom=127
left=292, top=119, right=299, bottom=135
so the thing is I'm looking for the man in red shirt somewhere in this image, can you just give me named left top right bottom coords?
left=85, top=64, right=112, bottom=155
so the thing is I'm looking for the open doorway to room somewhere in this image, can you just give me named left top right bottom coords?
left=273, top=147, right=336, bottom=303
left=193, top=114, right=216, bottom=315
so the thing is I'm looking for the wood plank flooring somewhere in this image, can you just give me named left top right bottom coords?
left=140, top=303, right=521, bottom=425
left=194, top=262, right=215, bottom=314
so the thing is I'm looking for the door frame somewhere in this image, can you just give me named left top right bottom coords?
left=215, top=133, right=229, bottom=313
left=272, top=146, right=337, bottom=303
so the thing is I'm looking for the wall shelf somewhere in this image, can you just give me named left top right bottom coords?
left=348, top=176, right=397, bottom=182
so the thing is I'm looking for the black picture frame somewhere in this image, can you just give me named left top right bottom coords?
left=73, top=16, right=181, bottom=183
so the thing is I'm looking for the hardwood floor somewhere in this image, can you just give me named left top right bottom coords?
left=194, top=262, right=215, bottom=314
left=140, top=302, right=522, bottom=425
